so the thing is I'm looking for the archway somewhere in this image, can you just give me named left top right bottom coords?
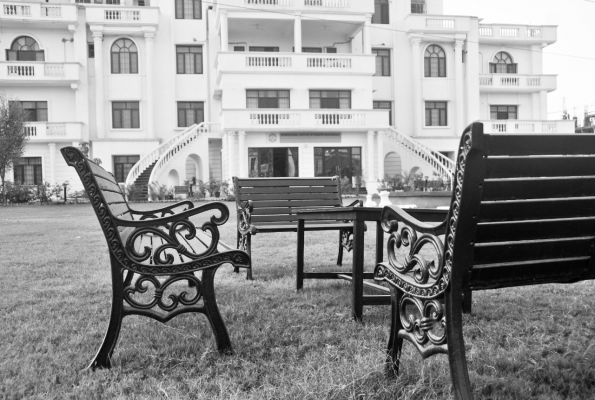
left=384, top=152, right=402, bottom=180
left=167, top=169, right=180, bottom=187
left=185, top=154, right=203, bottom=182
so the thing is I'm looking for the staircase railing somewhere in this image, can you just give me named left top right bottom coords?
left=147, top=122, right=212, bottom=198
left=386, top=127, right=455, bottom=183
left=125, top=124, right=198, bottom=188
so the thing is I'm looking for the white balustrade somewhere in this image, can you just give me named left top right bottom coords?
left=481, top=120, right=574, bottom=134
left=479, top=26, right=492, bottom=36
left=246, top=56, right=292, bottom=67
left=7, top=65, right=34, bottom=76
left=515, top=122, right=535, bottom=133
left=492, top=123, right=507, bottom=133
left=542, top=122, right=558, bottom=133
left=3, top=4, right=30, bottom=16
left=500, top=27, right=519, bottom=37
left=426, top=18, right=455, bottom=29
left=245, top=0, right=292, bottom=5
left=479, top=76, right=493, bottom=86
left=500, top=76, right=519, bottom=86
left=44, top=65, right=65, bottom=77
left=307, top=57, right=351, bottom=68
left=527, top=77, right=541, bottom=86
left=527, top=28, right=541, bottom=37
left=23, top=125, right=37, bottom=137
left=314, top=113, right=365, bottom=125
left=250, top=113, right=300, bottom=125
left=304, top=0, right=350, bottom=7
left=41, top=6, right=61, bottom=18
left=47, top=124, right=67, bottom=136
left=104, top=9, right=140, bottom=21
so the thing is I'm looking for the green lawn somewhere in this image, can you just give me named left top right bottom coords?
left=1, top=202, right=594, bottom=399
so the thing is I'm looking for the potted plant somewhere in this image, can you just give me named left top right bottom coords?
left=207, top=180, right=220, bottom=197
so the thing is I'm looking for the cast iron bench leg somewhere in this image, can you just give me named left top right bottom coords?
left=386, top=287, right=404, bottom=376
left=446, top=283, right=473, bottom=400
left=200, top=268, right=233, bottom=354
left=336, top=230, right=344, bottom=267
left=462, top=290, right=472, bottom=314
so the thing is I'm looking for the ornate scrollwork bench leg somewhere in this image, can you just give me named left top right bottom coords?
left=337, top=229, right=353, bottom=267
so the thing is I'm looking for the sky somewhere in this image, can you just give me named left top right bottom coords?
left=444, top=0, right=595, bottom=122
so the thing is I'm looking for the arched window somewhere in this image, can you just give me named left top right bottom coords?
left=6, top=36, right=44, bottom=61
left=424, top=45, right=445, bottom=77
left=111, top=39, right=138, bottom=74
left=490, top=52, right=517, bottom=74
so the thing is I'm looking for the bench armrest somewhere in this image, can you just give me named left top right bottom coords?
left=381, top=205, right=447, bottom=236
left=116, top=201, right=228, bottom=228
left=345, top=199, right=363, bottom=208
left=129, top=200, right=196, bottom=220
left=237, top=200, right=258, bottom=236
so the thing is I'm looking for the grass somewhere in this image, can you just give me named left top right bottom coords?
left=1, top=202, right=595, bottom=399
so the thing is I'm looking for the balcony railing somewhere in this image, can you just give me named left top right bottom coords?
left=406, top=14, right=471, bottom=33
left=222, top=109, right=389, bottom=131
left=85, top=6, right=158, bottom=26
left=23, top=122, right=83, bottom=140
left=1, top=2, right=77, bottom=23
left=220, top=0, right=372, bottom=13
left=480, top=120, right=575, bottom=134
left=217, top=52, right=375, bottom=76
left=1, top=62, right=80, bottom=84
left=478, top=24, right=556, bottom=43
left=479, top=74, right=557, bottom=92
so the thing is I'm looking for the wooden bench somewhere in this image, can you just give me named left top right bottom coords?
left=61, top=146, right=251, bottom=369
left=374, top=122, right=595, bottom=399
left=233, top=176, right=361, bottom=280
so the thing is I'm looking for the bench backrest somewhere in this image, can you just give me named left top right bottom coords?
left=233, top=176, right=343, bottom=225
left=449, top=122, right=595, bottom=291
left=61, top=146, right=132, bottom=222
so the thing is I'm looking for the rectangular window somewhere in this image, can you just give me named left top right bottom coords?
left=177, top=102, right=204, bottom=127
left=13, top=157, right=42, bottom=185
left=490, top=105, right=517, bottom=120
left=175, top=0, right=201, bottom=19
left=309, top=91, right=351, bottom=109
left=302, top=47, right=323, bottom=53
left=372, top=0, right=389, bottom=24
left=489, top=63, right=517, bottom=74
left=246, top=90, right=290, bottom=109
left=88, top=43, right=95, bottom=58
left=314, top=147, right=362, bottom=180
left=176, top=46, right=203, bottom=74
left=325, top=47, right=337, bottom=53
left=249, top=46, right=280, bottom=52
left=411, top=0, right=426, bottom=13
left=248, top=148, right=299, bottom=177
left=373, top=101, right=392, bottom=126
left=113, top=155, right=140, bottom=183
left=425, top=102, right=448, bottom=126
left=234, top=46, right=245, bottom=52
left=373, top=49, right=390, bottom=76
left=10, top=101, right=47, bottom=122
left=112, top=102, right=140, bottom=129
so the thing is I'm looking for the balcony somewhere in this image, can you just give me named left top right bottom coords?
left=406, top=14, right=472, bottom=34
left=0, top=62, right=80, bottom=87
left=478, top=24, right=556, bottom=45
left=23, top=122, right=83, bottom=141
left=0, top=1, right=78, bottom=27
left=216, top=52, right=375, bottom=82
left=218, top=0, right=373, bottom=14
left=480, top=120, right=576, bottom=134
left=479, top=74, right=557, bottom=93
left=85, top=5, right=159, bottom=33
left=221, top=109, right=389, bottom=132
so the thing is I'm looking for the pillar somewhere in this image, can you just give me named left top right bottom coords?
left=92, top=31, right=105, bottom=139
left=465, top=22, right=480, bottom=124
left=410, top=37, right=422, bottom=136
left=294, top=14, right=302, bottom=53
left=363, top=16, right=372, bottom=55
left=377, top=131, right=385, bottom=180
left=227, top=131, right=236, bottom=178
left=238, top=131, right=247, bottom=177
left=144, top=32, right=155, bottom=139
left=367, top=131, right=375, bottom=185
left=454, top=40, right=465, bottom=135
left=540, top=91, right=547, bottom=120
left=48, top=143, right=56, bottom=184
left=220, top=10, right=229, bottom=52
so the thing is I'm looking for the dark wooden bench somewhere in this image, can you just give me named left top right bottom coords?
left=61, top=146, right=251, bottom=369
left=233, top=176, right=361, bottom=280
left=374, top=122, right=595, bottom=399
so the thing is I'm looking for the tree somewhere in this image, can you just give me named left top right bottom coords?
left=0, top=94, right=27, bottom=205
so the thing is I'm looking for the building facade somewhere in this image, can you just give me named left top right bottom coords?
left=0, top=0, right=573, bottom=194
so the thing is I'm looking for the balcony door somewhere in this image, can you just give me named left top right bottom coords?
left=314, top=147, right=361, bottom=180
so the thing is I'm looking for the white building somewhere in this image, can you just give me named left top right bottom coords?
left=0, top=0, right=573, bottom=196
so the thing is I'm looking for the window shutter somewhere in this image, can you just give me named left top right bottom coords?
left=381, top=3, right=389, bottom=24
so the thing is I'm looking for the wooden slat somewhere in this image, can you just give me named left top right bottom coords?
left=479, top=198, right=595, bottom=222
left=249, top=200, right=340, bottom=208
left=487, top=135, right=595, bottom=156
left=485, top=156, right=595, bottom=179
left=474, top=237, right=594, bottom=265
left=96, top=177, right=123, bottom=193
left=251, top=205, right=339, bottom=216
left=239, top=193, right=340, bottom=202
left=239, top=186, right=339, bottom=194
left=482, top=177, right=595, bottom=201
left=102, top=190, right=127, bottom=205
left=88, top=161, right=118, bottom=183
left=475, top=218, right=595, bottom=243
left=469, top=257, right=589, bottom=290
left=236, top=178, right=338, bottom=187
left=255, top=222, right=353, bottom=232
left=108, top=202, right=130, bottom=218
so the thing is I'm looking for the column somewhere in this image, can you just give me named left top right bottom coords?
left=540, top=91, right=547, bottom=119
left=363, top=16, right=372, bottom=55
left=367, top=131, right=375, bottom=186
left=410, top=37, right=422, bottom=136
left=227, top=131, right=236, bottom=178
left=454, top=40, right=465, bottom=135
left=92, top=31, right=105, bottom=139
left=238, top=131, right=247, bottom=177
left=220, top=10, right=229, bottom=52
left=465, top=22, right=480, bottom=124
left=294, top=14, right=302, bottom=53
left=377, top=131, right=385, bottom=180
left=144, top=32, right=155, bottom=139
left=48, top=143, right=56, bottom=184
